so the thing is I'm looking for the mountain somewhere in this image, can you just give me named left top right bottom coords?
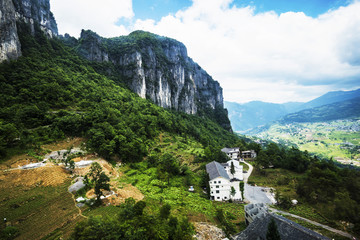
left=0, top=0, right=57, bottom=62
left=0, top=5, right=241, bottom=237
left=61, top=29, right=231, bottom=130
left=224, top=101, right=303, bottom=132
left=280, top=97, right=360, bottom=123
left=296, top=88, right=360, bottom=111
left=226, top=88, right=360, bottom=132
left=247, top=96, right=360, bottom=136
left=0, top=1, right=231, bottom=131
left=0, top=0, right=236, bottom=159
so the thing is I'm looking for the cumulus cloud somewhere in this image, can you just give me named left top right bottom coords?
left=51, top=0, right=133, bottom=37
left=50, top=0, right=360, bottom=103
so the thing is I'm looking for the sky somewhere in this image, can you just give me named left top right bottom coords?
left=50, top=0, right=360, bottom=104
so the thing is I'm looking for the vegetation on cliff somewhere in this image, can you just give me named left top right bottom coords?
left=0, top=22, right=237, bottom=161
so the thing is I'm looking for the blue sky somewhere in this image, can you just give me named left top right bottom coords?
left=231, top=0, right=350, bottom=17
left=131, top=0, right=192, bottom=21
left=51, top=0, right=360, bottom=103
left=129, top=0, right=351, bottom=21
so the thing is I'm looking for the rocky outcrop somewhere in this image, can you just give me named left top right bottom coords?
left=0, top=0, right=21, bottom=62
left=76, top=30, right=226, bottom=119
left=0, top=0, right=57, bottom=62
left=193, top=222, right=226, bottom=240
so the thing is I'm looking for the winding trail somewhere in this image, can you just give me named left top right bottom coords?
left=242, top=161, right=253, bottom=184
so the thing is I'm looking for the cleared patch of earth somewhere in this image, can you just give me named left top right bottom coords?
left=0, top=164, right=70, bottom=187
left=85, top=184, right=144, bottom=205
left=194, top=222, right=226, bottom=240
left=0, top=140, right=145, bottom=239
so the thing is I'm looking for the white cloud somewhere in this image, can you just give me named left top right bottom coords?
left=50, top=0, right=360, bottom=103
left=129, top=0, right=360, bottom=103
left=50, top=0, right=133, bottom=37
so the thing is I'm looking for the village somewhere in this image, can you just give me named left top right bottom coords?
left=1, top=138, right=357, bottom=240
left=205, top=147, right=355, bottom=240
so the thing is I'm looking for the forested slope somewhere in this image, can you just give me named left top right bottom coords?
left=0, top=21, right=238, bottom=160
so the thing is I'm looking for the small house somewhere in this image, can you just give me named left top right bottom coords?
left=241, top=150, right=257, bottom=159
left=221, top=147, right=240, bottom=160
left=206, top=161, right=231, bottom=201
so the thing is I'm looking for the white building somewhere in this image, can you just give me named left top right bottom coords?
left=206, top=161, right=231, bottom=201
left=221, top=147, right=240, bottom=160
left=241, top=150, right=257, bottom=159
left=206, top=160, right=243, bottom=201
left=226, top=159, right=243, bottom=181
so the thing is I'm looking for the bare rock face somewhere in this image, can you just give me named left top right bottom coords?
left=0, top=0, right=57, bottom=62
left=0, top=0, right=21, bottom=62
left=13, top=0, right=58, bottom=37
left=75, top=30, right=227, bottom=121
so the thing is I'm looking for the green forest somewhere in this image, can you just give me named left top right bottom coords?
left=253, top=142, right=360, bottom=235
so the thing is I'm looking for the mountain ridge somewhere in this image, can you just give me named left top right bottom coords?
left=65, top=29, right=230, bottom=130
left=226, top=88, right=360, bottom=132
left=0, top=0, right=232, bottom=131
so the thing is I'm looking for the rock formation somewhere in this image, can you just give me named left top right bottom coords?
left=75, top=30, right=226, bottom=120
left=0, top=0, right=57, bottom=62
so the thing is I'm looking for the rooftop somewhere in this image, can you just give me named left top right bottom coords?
left=221, top=147, right=240, bottom=153
left=206, top=161, right=230, bottom=180
left=236, top=213, right=330, bottom=240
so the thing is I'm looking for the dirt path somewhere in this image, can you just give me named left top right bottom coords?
left=69, top=192, right=88, bottom=219
left=269, top=208, right=356, bottom=239
left=243, top=161, right=253, bottom=183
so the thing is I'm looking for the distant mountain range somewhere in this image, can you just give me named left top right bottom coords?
left=280, top=96, right=360, bottom=123
left=225, top=88, right=360, bottom=132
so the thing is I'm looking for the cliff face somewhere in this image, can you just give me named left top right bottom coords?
left=0, top=0, right=57, bottom=62
left=0, top=0, right=231, bottom=130
left=76, top=30, right=225, bottom=119
left=0, top=0, right=21, bottom=62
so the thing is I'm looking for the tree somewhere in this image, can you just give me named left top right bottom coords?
left=230, top=161, right=235, bottom=177
left=85, top=162, right=110, bottom=203
left=255, top=151, right=270, bottom=168
left=239, top=181, right=244, bottom=200
left=159, top=203, right=171, bottom=219
left=266, top=218, right=281, bottom=240
left=215, top=209, right=236, bottom=237
left=0, top=226, right=20, bottom=240
left=230, top=186, right=236, bottom=198
left=158, top=153, right=180, bottom=185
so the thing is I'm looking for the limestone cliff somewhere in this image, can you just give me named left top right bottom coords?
left=0, top=0, right=57, bottom=62
left=74, top=30, right=230, bottom=129
left=0, top=0, right=21, bottom=62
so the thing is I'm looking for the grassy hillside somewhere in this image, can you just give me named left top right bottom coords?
left=0, top=22, right=247, bottom=239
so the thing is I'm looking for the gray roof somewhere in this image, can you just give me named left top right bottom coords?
left=206, top=161, right=230, bottom=180
left=221, top=163, right=228, bottom=167
left=235, top=213, right=330, bottom=240
left=221, top=147, right=240, bottom=153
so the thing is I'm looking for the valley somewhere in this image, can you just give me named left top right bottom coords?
left=251, top=118, right=360, bottom=166
left=1, top=0, right=360, bottom=239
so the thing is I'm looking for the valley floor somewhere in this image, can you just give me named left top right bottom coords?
left=252, top=119, right=360, bottom=165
